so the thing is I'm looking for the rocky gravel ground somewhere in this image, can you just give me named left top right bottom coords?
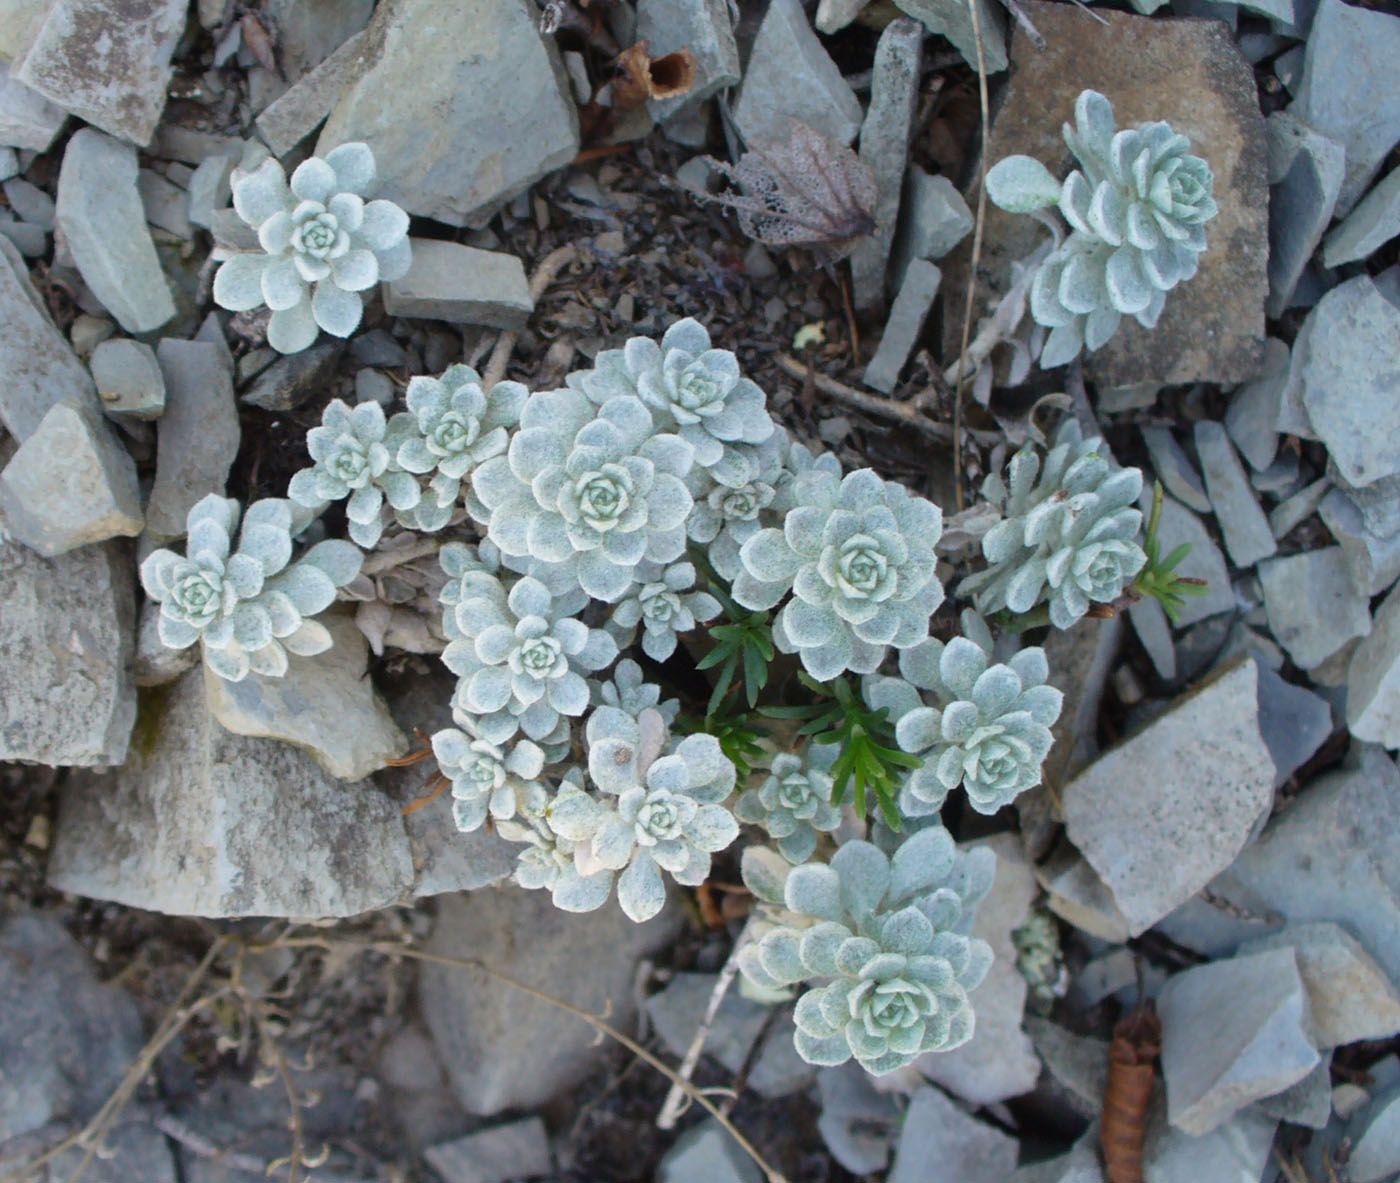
left=3, top=0, right=1400, bottom=1181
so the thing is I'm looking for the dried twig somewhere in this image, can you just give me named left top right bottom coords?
left=998, top=0, right=1046, bottom=48
left=483, top=243, right=580, bottom=389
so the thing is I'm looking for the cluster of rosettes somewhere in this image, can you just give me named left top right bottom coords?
left=960, top=420, right=1147, bottom=629
left=140, top=494, right=361, bottom=682
left=986, top=89, right=1218, bottom=366
left=738, top=829, right=995, bottom=1074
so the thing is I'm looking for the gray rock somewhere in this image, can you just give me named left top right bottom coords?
left=1195, top=420, right=1277, bottom=568
left=1292, top=0, right=1400, bottom=215
left=10, top=0, right=186, bottom=145
left=849, top=18, right=922, bottom=311
left=893, top=0, right=1008, bottom=73
left=1258, top=547, right=1371, bottom=670
left=0, top=60, right=66, bottom=151
left=816, top=1063, right=900, bottom=1175
left=146, top=339, right=239, bottom=539
left=1256, top=1052, right=1332, bottom=1129
left=0, top=148, right=15, bottom=182
left=203, top=612, right=408, bottom=781
left=46, top=666, right=417, bottom=917
left=0, top=234, right=99, bottom=441
left=636, top=0, right=739, bottom=123
left=354, top=367, right=395, bottom=406
left=0, top=398, right=143, bottom=555
left=1336, top=468, right=1400, bottom=538
left=1348, top=1084, right=1400, bottom=1183
left=1036, top=846, right=1131, bottom=943
left=0, top=537, right=135, bottom=765
left=1223, top=338, right=1289, bottom=473
left=1270, top=477, right=1330, bottom=539
left=1325, top=163, right=1400, bottom=267
left=138, top=167, right=192, bottom=239
left=243, top=0, right=375, bottom=116
left=1298, top=273, right=1400, bottom=489
left=1348, top=579, right=1400, bottom=747
left=55, top=129, right=175, bottom=333
left=1141, top=426, right=1211, bottom=513
left=3, top=176, right=52, bottom=228
left=240, top=339, right=343, bottom=411
left=134, top=598, right=198, bottom=687
left=41, top=1117, right=180, bottom=1183
left=646, top=973, right=813, bottom=1098
left=1144, top=1107, right=1279, bottom=1183
left=424, top=1118, right=552, bottom=1183
left=1062, top=659, right=1275, bottom=936
left=1265, top=111, right=1345, bottom=317
left=1127, top=594, right=1176, bottom=680
left=382, top=239, right=534, bottom=329
left=152, top=124, right=242, bottom=166
left=863, top=260, right=940, bottom=394
left=1274, top=304, right=1319, bottom=439
left=317, top=0, right=579, bottom=228
left=1158, top=947, right=1319, bottom=1135
left=888, top=1085, right=1019, bottom=1183
left=90, top=337, right=166, bottom=420
left=186, top=153, right=235, bottom=230
left=1319, top=487, right=1400, bottom=596
left=892, top=165, right=972, bottom=288
left=1097, top=382, right=1159, bottom=413
left=419, top=887, right=682, bottom=1115
left=1143, top=492, right=1234, bottom=627
left=731, top=0, right=862, bottom=148
left=1025, top=1018, right=1110, bottom=1119
left=1253, top=661, right=1332, bottom=790
left=0, top=911, right=143, bottom=1143
left=256, top=30, right=370, bottom=158
left=0, top=213, right=45, bottom=257
left=658, top=1119, right=760, bottom=1183
left=1238, top=922, right=1400, bottom=1048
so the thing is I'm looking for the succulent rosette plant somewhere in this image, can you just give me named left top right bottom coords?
left=591, top=658, right=681, bottom=725
left=607, top=560, right=721, bottom=660
left=212, top=143, right=411, bottom=353
left=498, top=775, right=617, bottom=913
left=431, top=727, right=548, bottom=833
left=734, top=468, right=944, bottom=679
left=140, top=494, right=362, bottom=682
left=734, top=744, right=843, bottom=864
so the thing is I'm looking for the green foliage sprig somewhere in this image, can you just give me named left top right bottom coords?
left=1132, top=481, right=1209, bottom=623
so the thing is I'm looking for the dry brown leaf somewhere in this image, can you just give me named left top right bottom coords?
left=612, top=41, right=697, bottom=110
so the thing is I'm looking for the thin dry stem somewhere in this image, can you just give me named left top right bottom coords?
left=483, top=242, right=580, bottom=389
left=775, top=353, right=953, bottom=439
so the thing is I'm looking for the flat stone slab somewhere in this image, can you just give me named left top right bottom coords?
left=90, top=337, right=166, bottom=420
left=1062, top=658, right=1275, bottom=936
left=1259, top=546, right=1371, bottom=670
left=10, top=0, right=186, bottom=145
left=381, top=239, right=534, bottom=330
left=46, top=666, right=417, bottom=918
left=0, top=398, right=143, bottom=556
left=863, top=259, right=940, bottom=394
left=1325, top=164, right=1400, bottom=267
left=894, top=0, right=1007, bottom=73
left=1195, top=420, right=1277, bottom=568
left=658, top=1119, right=761, bottom=1183
left=55, top=128, right=175, bottom=333
left=0, top=538, right=135, bottom=766
left=941, top=1, right=1268, bottom=386
left=316, top=0, right=579, bottom=228
left=255, top=29, right=370, bottom=157
left=0, top=61, right=66, bottom=151
left=888, top=1086, right=1019, bottom=1183
left=1348, top=578, right=1400, bottom=747
left=1265, top=110, right=1344, bottom=317
left=424, top=1118, right=553, bottom=1183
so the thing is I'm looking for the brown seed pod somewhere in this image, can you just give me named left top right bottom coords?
left=1101, top=1001, right=1161, bottom=1183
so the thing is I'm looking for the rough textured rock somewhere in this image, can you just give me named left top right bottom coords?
left=134, top=599, right=198, bottom=687
left=1296, top=272, right=1400, bottom=489
left=240, top=340, right=344, bottom=411
left=731, top=0, right=862, bottom=147
left=1258, top=546, right=1371, bottom=670
left=816, top=1063, right=900, bottom=1174
left=381, top=239, right=533, bottom=329
left=203, top=612, right=408, bottom=780
left=46, top=666, right=416, bottom=918
left=1195, top=420, right=1276, bottom=568
left=0, top=61, right=66, bottom=151
left=10, top=0, right=186, bottom=145
left=243, top=0, right=375, bottom=115
left=255, top=30, right=371, bottom=157
left=1348, top=578, right=1400, bottom=747
left=892, top=165, right=972, bottom=286
left=1062, top=659, right=1275, bottom=936
left=1321, top=486, right=1400, bottom=596
left=1036, top=846, right=1131, bottom=943
left=916, top=834, right=1039, bottom=1104
left=1238, top=922, right=1400, bottom=1048
left=146, top=339, right=240, bottom=539
left=1223, top=337, right=1288, bottom=473
left=1347, top=1084, right=1400, bottom=1183
left=635, top=0, right=739, bottom=124
left=888, top=1086, right=1019, bottom=1183
left=657, top=1119, right=760, bottom=1183
left=1157, top=947, right=1319, bottom=1135
left=0, top=398, right=143, bottom=555
left=424, top=1118, right=552, bottom=1183
left=941, top=1, right=1267, bottom=386
left=1141, top=425, right=1212, bottom=512
left=1291, top=0, right=1400, bottom=215
left=893, top=0, right=1007, bottom=73
left=0, top=537, right=134, bottom=766
left=0, top=234, right=99, bottom=441
left=1325, top=164, right=1400, bottom=267
left=419, top=887, right=682, bottom=1115
left=1256, top=1053, right=1332, bottom=1129
left=1253, top=660, right=1333, bottom=790
left=863, top=260, right=940, bottom=394
left=55, top=128, right=175, bottom=333
left=138, top=167, right=192, bottom=240
left=1144, top=1108, right=1279, bottom=1183
left=316, top=0, right=580, bottom=228
left=1265, top=110, right=1344, bottom=317
left=0, top=911, right=143, bottom=1144
left=89, top=337, right=166, bottom=420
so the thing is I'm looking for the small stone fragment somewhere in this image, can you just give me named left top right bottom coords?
left=1320, top=487, right=1400, bottom=596
left=10, top=0, right=187, bottom=145
left=1142, top=493, right=1234, bottom=626
left=862, top=260, right=940, bottom=394
left=1140, top=426, right=1212, bottom=514
left=0, top=538, right=135, bottom=766
left=732, top=0, right=863, bottom=147
left=892, top=165, right=972, bottom=287
left=424, top=1118, right=552, bottom=1183
left=636, top=0, right=739, bottom=123
left=1223, top=337, right=1289, bottom=473
left=1253, top=660, right=1333, bottom=790
left=658, top=1119, right=760, bottom=1183
left=1157, top=947, right=1319, bottom=1135
left=55, top=128, right=175, bottom=333
left=256, top=30, right=370, bottom=157
left=1036, top=846, right=1132, bottom=943
left=1265, top=111, right=1345, bottom=317
left=894, top=0, right=1008, bottom=73
left=816, top=1063, right=900, bottom=1174
left=3, top=176, right=52, bottom=228
left=0, top=399, right=143, bottom=556
left=1324, top=164, right=1400, bottom=267
left=382, top=239, right=534, bottom=329
left=1297, top=272, right=1400, bottom=489
left=1347, top=579, right=1400, bottom=747
left=849, top=18, right=922, bottom=310
left=146, top=338, right=240, bottom=539
left=1347, top=1084, right=1400, bottom=1183
left=240, top=339, right=344, bottom=411
left=90, top=337, right=166, bottom=420
left=888, top=1086, right=1019, bottom=1183
left=1097, top=382, right=1160, bottom=413
left=137, top=167, right=192, bottom=239
left=1270, top=477, right=1330, bottom=539
left=1195, top=420, right=1277, bottom=567
left=1062, top=659, right=1275, bottom=936
left=1258, top=547, right=1371, bottom=669
left=1256, top=1053, right=1333, bottom=1129
left=185, top=152, right=235, bottom=230
left=1143, top=1108, right=1279, bottom=1182
left=0, top=60, right=67, bottom=151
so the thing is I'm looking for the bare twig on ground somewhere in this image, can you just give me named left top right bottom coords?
left=483, top=243, right=580, bottom=389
